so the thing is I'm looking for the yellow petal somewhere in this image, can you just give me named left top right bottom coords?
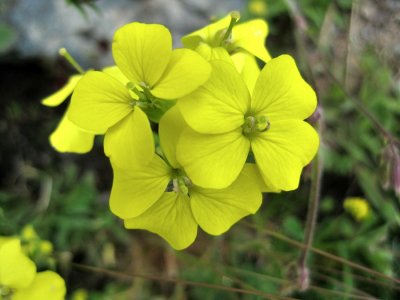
left=244, top=163, right=281, bottom=193
left=102, top=65, right=129, bottom=85
left=177, top=128, right=250, bottom=189
left=112, top=22, right=172, bottom=87
left=232, top=53, right=260, bottom=94
left=124, top=193, right=197, bottom=250
left=252, top=120, right=319, bottom=191
left=182, top=15, right=231, bottom=49
left=151, top=49, right=211, bottom=99
left=233, top=19, right=271, bottom=62
left=191, top=165, right=262, bottom=235
left=104, top=108, right=154, bottom=170
left=178, top=60, right=250, bottom=134
left=110, top=155, right=171, bottom=219
left=41, top=74, right=82, bottom=107
left=159, top=105, right=186, bottom=168
left=50, top=112, right=94, bottom=154
left=193, top=44, right=233, bottom=63
left=251, top=55, right=317, bottom=121
left=0, top=239, right=36, bottom=289
left=13, top=271, right=66, bottom=300
left=68, top=71, right=132, bottom=134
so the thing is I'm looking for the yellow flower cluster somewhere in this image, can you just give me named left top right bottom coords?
left=42, top=12, right=319, bottom=249
left=0, top=237, right=65, bottom=299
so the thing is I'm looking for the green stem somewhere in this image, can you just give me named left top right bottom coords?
left=58, top=48, right=85, bottom=74
left=297, top=134, right=323, bottom=290
left=220, top=11, right=240, bottom=45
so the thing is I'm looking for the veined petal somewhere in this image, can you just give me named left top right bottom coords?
left=102, top=65, right=129, bottom=85
left=13, top=271, right=66, bottom=300
left=151, top=49, right=211, bottom=99
left=0, top=239, right=36, bottom=289
left=50, top=113, right=94, bottom=154
left=159, top=105, right=186, bottom=168
left=251, top=55, right=317, bottom=121
left=68, top=71, right=132, bottom=134
left=124, top=193, right=198, bottom=250
left=104, top=108, right=154, bottom=170
left=112, top=22, right=172, bottom=87
left=252, top=119, right=319, bottom=191
left=232, top=52, right=260, bottom=94
left=41, top=74, right=82, bottom=107
left=177, top=128, right=250, bottom=189
left=182, top=15, right=231, bottom=49
left=245, top=163, right=280, bottom=193
left=191, top=164, right=262, bottom=235
left=110, top=155, right=171, bottom=219
left=233, top=19, right=271, bottom=62
left=179, top=60, right=250, bottom=134
left=193, top=44, right=233, bottom=63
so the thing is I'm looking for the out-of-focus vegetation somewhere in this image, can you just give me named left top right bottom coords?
left=1, top=0, right=399, bottom=299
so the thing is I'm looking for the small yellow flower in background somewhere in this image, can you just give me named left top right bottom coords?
left=71, top=288, right=88, bottom=300
left=344, top=197, right=370, bottom=221
left=21, top=224, right=38, bottom=240
left=0, top=238, right=66, bottom=300
left=248, top=0, right=268, bottom=17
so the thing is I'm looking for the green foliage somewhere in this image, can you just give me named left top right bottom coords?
left=0, top=23, right=17, bottom=54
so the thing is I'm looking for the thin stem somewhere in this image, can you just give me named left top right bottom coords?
left=58, top=48, right=85, bottom=74
left=297, top=135, right=323, bottom=290
left=220, top=11, right=240, bottom=45
left=242, top=222, right=400, bottom=285
left=72, top=263, right=298, bottom=300
left=283, top=0, right=399, bottom=146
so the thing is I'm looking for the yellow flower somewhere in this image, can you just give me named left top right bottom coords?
left=0, top=238, right=65, bottom=300
left=182, top=12, right=271, bottom=63
left=249, top=0, right=268, bottom=17
left=177, top=55, right=319, bottom=190
left=344, top=197, right=370, bottom=221
left=108, top=107, right=263, bottom=250
left=68, top=22, right=211, bottom=168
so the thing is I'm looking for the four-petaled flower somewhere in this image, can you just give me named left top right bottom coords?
left=68, top=22, right=211, bottom=167
left=108, top=107, right=263, bottom=250
left=177, top=55, right=319, bottom=191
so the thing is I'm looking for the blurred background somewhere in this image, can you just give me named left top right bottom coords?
left=1, top=0, right=400, bottom=299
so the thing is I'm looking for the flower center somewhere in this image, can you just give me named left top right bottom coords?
left=172, top=169, right=192, bottom=196
left=0, top=285, right=13, bottom=299
left=242, top=115, right=270, bottom=135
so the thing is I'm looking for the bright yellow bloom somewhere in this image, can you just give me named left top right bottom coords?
left=68, top=22, right=211, bottom=167
left=177, top=55, right=319, bottom=190
left=108, top=107, right=263, bottom=250
left=344, top=197, right=370, bottom=221
left=249, top=0, right=268, bottom=17
left=0, top=238, right=65, bottom=299
left=182, top=12, right=271, bottom=63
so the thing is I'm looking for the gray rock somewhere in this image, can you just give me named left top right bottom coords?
left=2, top=0, right=244, bottom=68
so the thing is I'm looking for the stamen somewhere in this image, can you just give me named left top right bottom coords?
left=58, top=48, right=85, bottom=74
left=242, top=115, right=270, bottom=134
